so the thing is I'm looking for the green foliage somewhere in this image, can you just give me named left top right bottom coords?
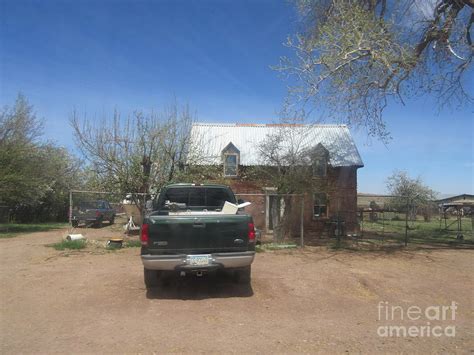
left=261, top=243, right=298, bottom=250
left=124, top=240, right=142, bottom=248
left=48, top=239, right=87, bottom=250
left=0, top=222, right=68, bottom=238
left=0, top=94, right=82, bottom=222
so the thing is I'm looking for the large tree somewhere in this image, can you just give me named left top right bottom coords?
left=277, top=0, right=473, bottom=140
left=0, top=94, right=81, bottom=221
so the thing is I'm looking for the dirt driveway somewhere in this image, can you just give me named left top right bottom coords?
left=1, top=227, right=473, bottom=353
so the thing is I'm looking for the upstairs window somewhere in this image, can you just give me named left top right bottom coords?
left=313, top=193, right=328, bottom=218
left=222, top=142, right=240, bottom=177
left=312, top=143, right=329, bottom=177
left=224, top=154, right=238, bottom=176
left=313, top=157, right=327, bottom=177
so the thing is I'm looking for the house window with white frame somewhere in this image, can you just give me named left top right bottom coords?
left=224, top=154, right=238, bottom=177
left=222, top=142, right=240, bottom=177
left=313, top=193, right=327, bottom=217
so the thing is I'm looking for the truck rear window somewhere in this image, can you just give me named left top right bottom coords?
left=160, top=187, right=235, bottom=210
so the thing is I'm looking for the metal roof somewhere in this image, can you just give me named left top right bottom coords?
left=190, top=123, right=364, bottom=167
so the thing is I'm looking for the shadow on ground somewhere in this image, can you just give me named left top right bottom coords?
left=146, top=272, right=254, bottom=300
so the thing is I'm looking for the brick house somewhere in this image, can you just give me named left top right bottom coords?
left=189, top=123, right=364, bottom=238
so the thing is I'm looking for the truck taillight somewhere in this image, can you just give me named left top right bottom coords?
left=248, top=222, right=256, bottom=243
left=96, top=211, right=101, bottom=217
left=140, top=224, right=149, bottom=246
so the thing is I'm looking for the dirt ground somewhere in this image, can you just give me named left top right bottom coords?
left=1, top=225, right=473, bottom=353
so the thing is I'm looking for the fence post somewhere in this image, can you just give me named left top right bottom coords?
left=405, top=197, right=409, bottom=247
left=69, top=190, right=73, bottom=225
left=300, top=196, right=304, bottom=247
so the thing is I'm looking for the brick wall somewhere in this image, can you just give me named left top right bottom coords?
left=206, top=165, right=360, bottom=238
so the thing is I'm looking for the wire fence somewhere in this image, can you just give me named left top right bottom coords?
left=69, top=190, right=151, bottom=233
left=68, top=189, right=473, bottom=248
left=235, top=193, right=305, bottom=246
left=357, top=210, right=473, bottom=248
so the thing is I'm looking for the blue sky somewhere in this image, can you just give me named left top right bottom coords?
left=1, top=0, right=473, bottom=195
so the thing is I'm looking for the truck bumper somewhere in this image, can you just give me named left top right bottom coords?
left=141, top=251, right=255, bottom=271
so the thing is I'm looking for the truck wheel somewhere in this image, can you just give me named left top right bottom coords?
left=94, top=216, right=103, bottom=228
left=144, top=268, right=161, bottom=289
left=109, top=216, right=115, bottom=225
left=71, top=220, right=79, bottom=228
left=234, top=266, right=251, bottom=284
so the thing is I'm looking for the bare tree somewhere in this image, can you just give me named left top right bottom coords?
left=256, top=121, right=317, bottom=241
left=386, top=170, right=437, bottom=219
left=276, top=0, right=473, bottom=140
left=70, top=102, right=199, bottom=198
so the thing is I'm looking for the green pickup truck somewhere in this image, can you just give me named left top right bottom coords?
left=140, top=183, right=256, bottom=288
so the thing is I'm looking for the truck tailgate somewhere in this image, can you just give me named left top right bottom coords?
left=146, top=214, right=251, bottom=254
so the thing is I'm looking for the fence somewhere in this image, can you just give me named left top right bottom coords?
left=235, top=193, right=305, bottom=246
left=69, top=190, right=151, bottom=232
left=358, top=210, right=473, bottom=247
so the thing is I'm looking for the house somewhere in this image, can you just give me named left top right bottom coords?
left=436, top=194, right=473, bottom=215
left=189, top=123, right=364, bottom=238
left=436, top=194, right=474, bottom=206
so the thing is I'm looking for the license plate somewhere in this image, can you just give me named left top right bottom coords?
left=187, top=254, right=211, bottom=266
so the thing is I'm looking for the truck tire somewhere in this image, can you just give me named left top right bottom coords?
left=234, top=266, right=251, bottom=284
left=94, top=216, right=103, bottom=228
left=144, top=268, right=161, bottom=289
left=71, top=220, right=79, bottom=228
left=109, top=216, right=115, bottom=225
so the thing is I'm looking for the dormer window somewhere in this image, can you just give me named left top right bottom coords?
left=222, top=142, right=240, bottom=177
left=312, top=143, right=328, bottom=177
left=313, top=157, right=327, bottom=177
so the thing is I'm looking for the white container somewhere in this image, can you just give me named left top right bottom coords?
left=66, top=234, right=85, bottom=241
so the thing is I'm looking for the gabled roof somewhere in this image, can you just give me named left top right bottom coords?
left=190, top=123, right=364, bottom=167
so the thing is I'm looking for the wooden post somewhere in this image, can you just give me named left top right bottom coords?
left=300, top=196, right=304, bottom=248
left=405, top=197, right=409, bottom=247
left=69, top=190, right=73, bottom=225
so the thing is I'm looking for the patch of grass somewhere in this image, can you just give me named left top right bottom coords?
left=261, top=243, right=298, bottom=251
left=361, top=217, right=473, bottom=246
left=125, top=240, right=142, bottom=248
left=0, top=223, right=68, bottom=239
left=47, top=239, right=87, bottom=251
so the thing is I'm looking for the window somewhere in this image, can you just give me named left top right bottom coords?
left=313, top=193, right=327, bottom=217
left=222, top=142, right=240, bottom=177
left=224, top=154, right=238, bottom=176
left=161, top=187, right=235, bottom=210
left=313, top=157, right=327, bottom=177
left=312, top=143, right=328, bottom=177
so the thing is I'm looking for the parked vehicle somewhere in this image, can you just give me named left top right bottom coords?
left=71, top=200, right=115, bottom=228
left=140, top=183, right=256, bottom=288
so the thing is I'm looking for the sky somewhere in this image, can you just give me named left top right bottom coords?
left=1, top=0, right=473, bottom=195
